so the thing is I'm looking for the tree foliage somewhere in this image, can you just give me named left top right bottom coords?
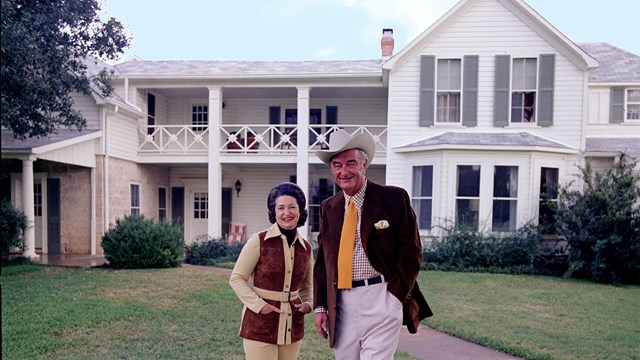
left=554, top=156, right=640, bottom=284
left=1, top=0, right=130, bottom=139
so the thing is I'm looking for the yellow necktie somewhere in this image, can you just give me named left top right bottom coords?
left=338, top=198, right=357, bottom=289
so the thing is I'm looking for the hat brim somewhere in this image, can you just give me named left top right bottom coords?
left=316, top=132, right=376, bottom=165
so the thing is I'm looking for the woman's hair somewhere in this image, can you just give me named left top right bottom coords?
left=267, top=182, right=308, bottom=228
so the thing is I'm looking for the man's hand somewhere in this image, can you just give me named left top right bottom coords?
left=314, top=312, right=329, bottom=339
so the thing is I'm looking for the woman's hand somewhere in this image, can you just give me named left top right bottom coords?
left=259, top=303, right=282, bottom=315
left=294, top=302, right=312, bottom=314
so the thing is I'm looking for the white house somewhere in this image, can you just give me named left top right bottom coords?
left=2, top=0, right=639, bottom=258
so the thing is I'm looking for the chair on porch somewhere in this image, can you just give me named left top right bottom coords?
left=226, top=222, right=247, bottom=245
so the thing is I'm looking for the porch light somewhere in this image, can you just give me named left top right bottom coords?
left=234, top=179, right=242, bottom=197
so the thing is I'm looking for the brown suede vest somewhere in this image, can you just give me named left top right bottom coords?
left=239, top=230, right=311, bottom=344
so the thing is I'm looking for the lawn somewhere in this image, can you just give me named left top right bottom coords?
left=1, top=265, right=639, bottom=360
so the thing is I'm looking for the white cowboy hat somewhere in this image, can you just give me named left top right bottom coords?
left=316, top=129, right=375, bottom=165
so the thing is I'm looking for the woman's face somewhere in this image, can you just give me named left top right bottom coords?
left=275, top=195, right=300, bottom=230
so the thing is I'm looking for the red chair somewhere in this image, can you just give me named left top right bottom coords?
left=226, top=222, right=246, bottom=245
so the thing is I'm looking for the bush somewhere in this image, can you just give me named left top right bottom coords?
left=554, top=157, right=640, bottom=284
left=424, top=221, right=541, bottom=273
left=102, top=215, right=184, bottom=269
left=0, top=200, right=27, bottom=259
left=185, top=235, right=243, bottom=267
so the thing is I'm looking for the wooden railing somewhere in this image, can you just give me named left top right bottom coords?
left=138, top=124, right=387, bottom=156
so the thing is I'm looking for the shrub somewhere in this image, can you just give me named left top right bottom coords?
left=0, top=200, right=27, bottom=259
left=424, top=221, right=541, bottom=273
left=102, top=215, right=184, bottom=269
left=554, top=156, right=640, bottom=284
left=185, top=235, right=243, bottom=266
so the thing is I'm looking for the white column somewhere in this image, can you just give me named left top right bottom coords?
left=296, top=87, right=310, bottom=239
left=21, top=156, right=38, bottom=258
left=207, top=86, right=223, bottom=238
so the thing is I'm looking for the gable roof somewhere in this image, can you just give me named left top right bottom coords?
left=383, top=0, right=598, bottom=71
left=578, top=43, right=640, bottom=83
left=1, top=129, right=101, bottom=153
left=395, top=132, right=577, bottom=154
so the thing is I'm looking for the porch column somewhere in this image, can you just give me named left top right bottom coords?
left=296, top=87, right=310, bottom=238
left=21, top=155, right=38, bottom=258
left=208, top=86, right=223, bottom=238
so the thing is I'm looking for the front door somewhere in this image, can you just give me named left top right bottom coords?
left=188, top=190, right=208, bottom=243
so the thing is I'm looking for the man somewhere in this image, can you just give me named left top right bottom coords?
left=313, top=129, right=432, bottom=359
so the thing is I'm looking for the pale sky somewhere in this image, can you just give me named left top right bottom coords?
left=100, top=0, right=640, bottom=63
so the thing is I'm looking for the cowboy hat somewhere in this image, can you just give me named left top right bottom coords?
left=316, top=129, right=375, bottom=165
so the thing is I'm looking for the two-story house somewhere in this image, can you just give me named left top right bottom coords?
left=2, top=0, right=638, bottom=258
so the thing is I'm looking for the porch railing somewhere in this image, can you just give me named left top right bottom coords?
left=138, top=124, right=387, bottom=156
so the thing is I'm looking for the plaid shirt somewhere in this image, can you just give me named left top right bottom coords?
left=343, top=179, right=380, bottom=282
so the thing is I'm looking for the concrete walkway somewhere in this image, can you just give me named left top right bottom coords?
left=33, top=256, right=522, bottom=360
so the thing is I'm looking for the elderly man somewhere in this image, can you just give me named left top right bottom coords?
left=313, top=129, right=432, bottom=359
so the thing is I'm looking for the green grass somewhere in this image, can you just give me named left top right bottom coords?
left=420, top=271, right=640, bottom=360
left=1, top=265, right=638, bottom=360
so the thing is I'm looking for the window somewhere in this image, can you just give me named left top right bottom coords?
left=436, top=59, right=461, bottom=123
left=412, top=166, right=433, bottom=230
left=192, top=104, right=208, bottom=131
left=456, top=165, right=480, bottom=230
left=130, top=184, right=140, bottom=216
left=309, top=179, right=336, bottom=232
left=627, top=89, right=640, bottom=120
left=511, top=58, right=537, bottom=123
left=193, top=192, right=208, bottom=219
left=492, top=166, right=518, bottom=232
left=158, top=187, right=167, bottom=221
left=539, top=167, right=559, bottom=234
left=147, top=93, right=156, bottom=135
left=33, top=183, right=42, bottom=217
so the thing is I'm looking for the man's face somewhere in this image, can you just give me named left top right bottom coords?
left=329, top=149, right=368, bottom=196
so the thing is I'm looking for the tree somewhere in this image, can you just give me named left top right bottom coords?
left=1, top=0, right=130, bottom=139
left=554, top=156, right=640, bottom=284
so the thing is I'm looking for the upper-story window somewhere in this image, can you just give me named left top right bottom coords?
left=192, top=104, right=208, bottom=131
left=147, top=93, right=156, bottom=135
left=627, top=89, right=640, bottom=121
left=436, top=59, right=461, bottom=123
left=511, top=58, right=537, bottom=123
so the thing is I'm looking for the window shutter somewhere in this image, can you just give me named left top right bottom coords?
left=610, top=87, right=625, bottom=123
left=419, top=55, right=435, bottom=126
left=494, top=55, right=511, bottom=127
left=537, top=54, right=555, bottom=126
left=462, top=55, right=479, bottom=127
left=269, top=106, right=281, bottom=145
left=326, top=106, right=338, bottom=125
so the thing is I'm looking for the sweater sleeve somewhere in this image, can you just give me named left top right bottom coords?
left=229, top=233, right=268, bottom=314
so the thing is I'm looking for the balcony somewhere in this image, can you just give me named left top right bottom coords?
left=138, top=124, right=387, bottom=158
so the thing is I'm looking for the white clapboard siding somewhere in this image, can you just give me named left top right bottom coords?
left=108, top=113, right=142, bottom=161
left=71, top=92, right=101, bottom=129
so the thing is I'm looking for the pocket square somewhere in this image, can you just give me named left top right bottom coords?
left=374, top=220, right=389, bottom=230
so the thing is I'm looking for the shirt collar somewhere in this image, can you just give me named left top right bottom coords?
left=343, top=178, right=367, bottom=210
left=264, top=222, right=307, bottom=251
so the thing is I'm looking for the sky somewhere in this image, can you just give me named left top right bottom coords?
left=100, top=0, right=640, bottom=63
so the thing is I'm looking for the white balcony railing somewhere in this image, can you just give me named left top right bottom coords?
left=138, top=124, right=387, bottom=156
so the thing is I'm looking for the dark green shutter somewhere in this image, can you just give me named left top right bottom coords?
left=610, top=87, right=625, bottom=123
left=537, top=54, right=555, bottom=126
left=494, top=55, right=511, bottom=127
left=419, top=55, right=435, bottom=126
left=269, top=106, right=281, bottom=145
left=462, top=55, right=479, bottom=127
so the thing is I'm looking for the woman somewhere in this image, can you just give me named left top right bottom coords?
left=229, top=182, right=313, bottom=360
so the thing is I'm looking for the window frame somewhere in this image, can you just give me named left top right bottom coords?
left=130, top=183, right=141, bottom=216
left=511, top=57, right=538, bottom=123
left=411, top=165, right=434, bottom=231
left=308, top=178, right=337, bottom=232
left=626, top=88, right=640, bottom=121
left=436, top=58, right=462, bottom=123
left=158, top=187, right=167, bottom=221
left=193, top=191, right=208, bottom=219
left=455, top=165, right=481, bottom=230
left=191, top=103, right=208, bottom=131
left=491, top=165, right=519, bottom=232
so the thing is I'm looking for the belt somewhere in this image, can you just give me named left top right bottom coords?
left=352, top=275, right=385, bottom=288
left=253, top=287, right=299, bottom=302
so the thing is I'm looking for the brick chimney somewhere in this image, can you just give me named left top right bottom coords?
left=381, top=28, right=394, bottom=60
